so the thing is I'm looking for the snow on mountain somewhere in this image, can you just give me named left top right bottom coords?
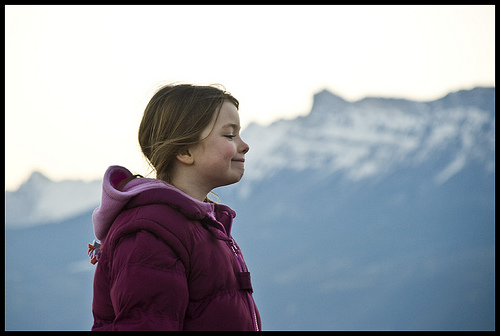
left=241, top=88, right=494, bottom=187
left=5, top=172, right=102, bottom=228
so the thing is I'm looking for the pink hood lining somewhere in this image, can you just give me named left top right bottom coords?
left=92, top=165, right=223, bottom=241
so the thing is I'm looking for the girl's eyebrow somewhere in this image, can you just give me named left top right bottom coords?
left=222, top=123, right=240, bottom=131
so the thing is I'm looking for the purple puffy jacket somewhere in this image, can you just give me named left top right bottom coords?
left=90, top=166, right=261, bottom=331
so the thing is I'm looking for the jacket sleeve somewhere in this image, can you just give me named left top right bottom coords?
left=108, top=229, right=189, bottom=330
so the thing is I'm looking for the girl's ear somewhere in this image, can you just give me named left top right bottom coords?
left=176, top=148, right=194, bottom=165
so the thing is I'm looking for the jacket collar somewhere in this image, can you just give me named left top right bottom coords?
left=92, top=165, right=235, bottom=241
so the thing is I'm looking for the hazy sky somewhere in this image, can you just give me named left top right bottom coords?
left=5, top=5, right=495, bottom=190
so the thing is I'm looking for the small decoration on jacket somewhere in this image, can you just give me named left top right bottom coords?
left=88, top=240, right=103, bottom=265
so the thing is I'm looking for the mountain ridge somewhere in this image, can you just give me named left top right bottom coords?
left=5, top=86, right=494, bottom=228
left=240, top=86, right=494, bottom=186
left=5, top=172, right=102, bottom=228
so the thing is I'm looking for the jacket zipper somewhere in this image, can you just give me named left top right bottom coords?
left=208, top=218, right=259, bottom=331
left=228, top=239, right=259, bottom=331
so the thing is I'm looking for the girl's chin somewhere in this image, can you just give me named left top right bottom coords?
left=216, top=172, right=245, bottom=188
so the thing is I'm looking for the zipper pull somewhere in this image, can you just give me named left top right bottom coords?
left=228, top=239, right=238, bottom=254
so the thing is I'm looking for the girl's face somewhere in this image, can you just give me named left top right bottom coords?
left=189, top=101, right=250, bottom=190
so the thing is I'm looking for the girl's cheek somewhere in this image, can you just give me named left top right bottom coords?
left=227, top=144, right=238, bottom=157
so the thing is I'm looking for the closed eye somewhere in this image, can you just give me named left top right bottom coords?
left=224, top=135, right=236, bottom=140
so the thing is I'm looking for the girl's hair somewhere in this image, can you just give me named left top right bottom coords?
left=138, top=83, right=239, bottom=183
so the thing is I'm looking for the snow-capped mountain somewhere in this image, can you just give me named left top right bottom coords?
left=241, top=87, right=494, bottom=186
left=5, top=87, right=495, bottom=331
left=5, top=87, right=494, bottom=227
left=219, top=87, right=495, bottom=330
left=5, top=172, right=102, bottom=228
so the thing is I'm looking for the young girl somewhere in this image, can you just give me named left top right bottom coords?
left=89, top=84, right=260, bottom=331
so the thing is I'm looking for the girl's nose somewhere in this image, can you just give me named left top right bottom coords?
left=240, top=138, right=250, bottom=154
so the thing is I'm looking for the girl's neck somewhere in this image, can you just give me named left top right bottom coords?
left=169, top=176, right=210, bottom=202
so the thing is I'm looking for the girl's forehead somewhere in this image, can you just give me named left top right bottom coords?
left=215, top=102, right=240, bottom=126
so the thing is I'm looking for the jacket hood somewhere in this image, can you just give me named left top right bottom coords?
left=92, top=165, right=235, bottom=241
